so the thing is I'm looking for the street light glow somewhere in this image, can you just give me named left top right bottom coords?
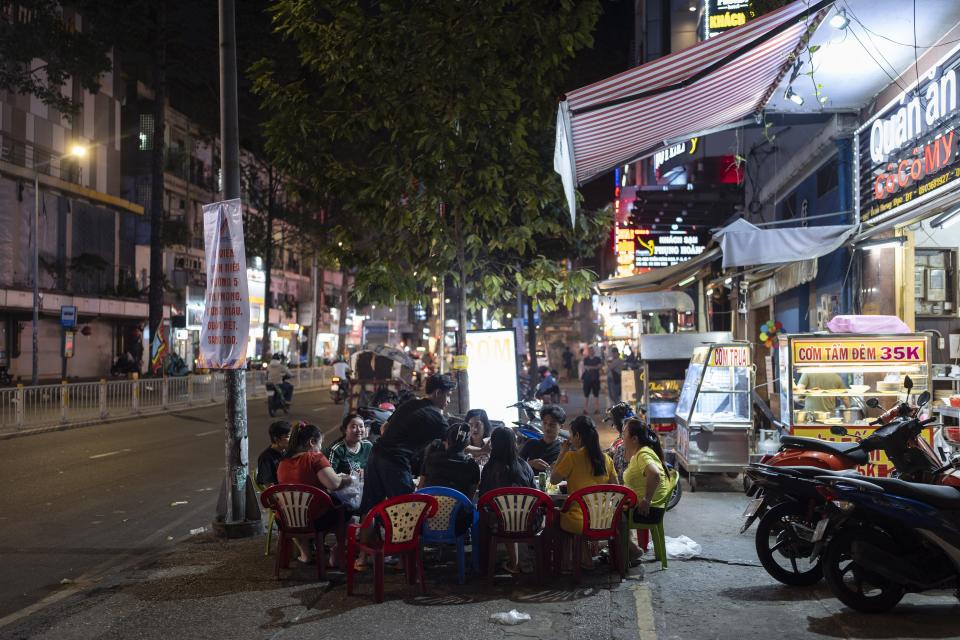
left=70, top=144, right=88, bottom=158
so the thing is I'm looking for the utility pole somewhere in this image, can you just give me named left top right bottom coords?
left=309, top=256, right=318, bottom=366
left=213, top=0, right=260, bottom=538
left=32, top=173, right=40, bottom=386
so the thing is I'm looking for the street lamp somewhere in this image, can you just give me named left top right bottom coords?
left=32, top=144, right=88, bottom=386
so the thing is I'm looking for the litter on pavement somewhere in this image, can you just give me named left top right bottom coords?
left=490, top=610, right=531, bottom=625
left=647, top=535, right=702, bottom=559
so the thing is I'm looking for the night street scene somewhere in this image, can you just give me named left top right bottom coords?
left=4, top=0, right=960, bottom=638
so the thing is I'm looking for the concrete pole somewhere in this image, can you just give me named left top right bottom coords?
left=32, top=173, right=39, bottom=386
left=213, top=0, right=259, bottom=538
left=310, top=256, right=318, bottom=366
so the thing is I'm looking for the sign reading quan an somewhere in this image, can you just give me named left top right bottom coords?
left=857, top=44, right=960, bottom=225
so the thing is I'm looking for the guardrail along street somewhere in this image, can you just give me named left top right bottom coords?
left=0, top=367, right=333, bottom=432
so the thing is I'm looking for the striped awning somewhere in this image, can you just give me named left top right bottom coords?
left=555, top=0, right=833, bottom=222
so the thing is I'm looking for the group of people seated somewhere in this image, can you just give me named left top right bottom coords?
left=256, top=373, right=670, bottom=574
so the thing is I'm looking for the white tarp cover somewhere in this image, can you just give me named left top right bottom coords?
left=199, top=199, right=250, bottom=369
left=718, top=223, right=856, bottom=269
left=598, top=292, right=695, bottom=314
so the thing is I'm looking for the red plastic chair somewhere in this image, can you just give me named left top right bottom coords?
left=559, top=485, right=637, bottom=583
left=477, top=487, right=556, bottom=584
left=259, top=483, right=346, bottom=581
left=346, top=494, right=438, bottom=603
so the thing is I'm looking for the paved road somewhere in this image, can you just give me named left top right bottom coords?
left=0, top=388, right=344, bottom=620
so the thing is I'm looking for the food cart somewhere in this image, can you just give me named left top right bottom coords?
left=777, top=332, right=933, bottom=477
left=348, top=345, right=415, bottom=410
left=674, top=342, right=753, bottom=490
left=638, top=332, right=732, bottom=462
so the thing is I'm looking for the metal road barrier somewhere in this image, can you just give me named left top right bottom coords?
left=0, top=366, right=334, bottom=433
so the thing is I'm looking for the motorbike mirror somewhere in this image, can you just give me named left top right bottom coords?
left=917, top=390, right=931, bottom=407
left=866, top=397, right=881, bottom=408
left=830, top=425, right=849, bottom=437
left=903, top=375, right=913, bottom=391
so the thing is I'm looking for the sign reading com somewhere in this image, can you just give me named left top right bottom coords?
left=791, top=339, right=926, bottom=364
left=709, top=346, right=750, bottom=367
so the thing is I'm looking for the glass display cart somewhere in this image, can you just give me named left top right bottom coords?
left=638, top=332, right=732, bottom=461
left=674, top=342, right=753, bottom=491
left=778, top=333, right=932, bottom=477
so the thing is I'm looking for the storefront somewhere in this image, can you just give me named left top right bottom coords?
left=854, top=40, right=960, bottom=377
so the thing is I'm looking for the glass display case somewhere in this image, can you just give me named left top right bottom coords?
left=778, top=333, right=932, bottom=477
left=674, top=342, right=753, bottom=487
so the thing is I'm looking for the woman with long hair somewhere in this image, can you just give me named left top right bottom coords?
left=621, top=418, right=669, bottom=525
left=478, top=426, right=535, bottom=573
left=464, top=408, right=492, bottom=465
left=551, top=415, right=617, bottom=566
left=277, top=422, right=353, bottom=563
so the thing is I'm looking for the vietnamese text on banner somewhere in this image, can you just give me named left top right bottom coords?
left=199, top=199, right=250, bottom=369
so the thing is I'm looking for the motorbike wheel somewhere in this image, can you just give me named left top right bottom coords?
left=666, top=471, right=682, bottom=511
left=822, top=527, right=905, bottom=613
left=755, top=502, right=823, bottom=586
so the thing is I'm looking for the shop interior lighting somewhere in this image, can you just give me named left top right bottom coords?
left=828, top=9, right=849, bottom=30
left=931, top=207, right=960, bottom=229
left=784, top=86, right=804, bottom=106
left=856, top=237, right=906, bottom=251
left=688, top=1, right=696, bottom=11
left=678, top=275, right=696, bottom=287
left=724, top=277, right=733, bottom=285
left=795, top=364, right=921, bottom=375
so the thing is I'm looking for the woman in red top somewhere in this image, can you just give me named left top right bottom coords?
left=277, top=423, right=353, bottom=562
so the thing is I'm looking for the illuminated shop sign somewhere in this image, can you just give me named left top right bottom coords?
left=653, top=137, right=699, bottom=174
left=702, top=0, right=752, bottom=40
left=858, top=46, right=960, bottom=225
left=615, top=227, right=707, bottom=277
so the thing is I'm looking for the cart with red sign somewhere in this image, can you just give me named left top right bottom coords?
left=674, top=342, right=754, bottom=491
left=777, top=333, right=934, bottom=477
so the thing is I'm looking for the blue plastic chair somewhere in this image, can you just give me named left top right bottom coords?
left=416, top=486, right=479, bottom=584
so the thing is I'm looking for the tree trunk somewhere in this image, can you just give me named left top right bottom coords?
left=526, top=296, right=537, bottom=383
left=453, top=208, right=469, bottom=411
left=147, top=2, right=166, bottom=375
left=337, top=270, right=350, bottom=358
left=260, top=169, right=275, bottom=361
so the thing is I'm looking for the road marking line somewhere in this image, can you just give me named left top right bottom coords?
left=89, top=449, right=132, bottom=459
left=195, top=430, right=220, bottom=437
left=633, top=584, right=657, bottom=639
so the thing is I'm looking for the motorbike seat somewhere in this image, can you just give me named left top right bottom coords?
left=863, top=477, right=960, bottom=510
left=772, top=466, right=861, bottom=478
left=779, top=435, right=868, bottom=464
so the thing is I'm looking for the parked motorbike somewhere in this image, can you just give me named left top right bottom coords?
left=266, top=374, right=292, bottom=417
left=815, top=466, right=960, bottom=612
left=743, top=379, right=955, bottom=585
left=358, top=403, right=394, bottom=443
left=110, top=352, right=141, bottom=378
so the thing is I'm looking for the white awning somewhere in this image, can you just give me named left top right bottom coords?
left=598, top=292, right=695, bottom=315
left=718, top=222, right=856, bottom=269
left=597, top=248, right=721, bottom=295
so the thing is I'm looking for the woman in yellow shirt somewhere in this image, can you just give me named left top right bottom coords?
left=551, top=416, right=617, bottom=566
left=622, top=418, right=670, bottom=524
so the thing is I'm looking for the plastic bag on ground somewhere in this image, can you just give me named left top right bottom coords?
left=490, top=610, right=531, bottom=625
left=333, top=472, right=363, bottom=511
left=647, top=534, right=702, bottom=559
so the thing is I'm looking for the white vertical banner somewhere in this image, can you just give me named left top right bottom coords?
left=199, top=199, right=250, bottom=369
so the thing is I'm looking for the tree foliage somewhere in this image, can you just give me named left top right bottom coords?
left=0, top=0, right=111, bottom=115
left=252, top=0, right=606, bottom=313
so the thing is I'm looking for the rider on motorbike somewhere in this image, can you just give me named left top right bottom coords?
left=267, top=353, right=293, bottom=404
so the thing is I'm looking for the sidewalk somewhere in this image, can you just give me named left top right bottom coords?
left=2, top=527, right=650, bottom=640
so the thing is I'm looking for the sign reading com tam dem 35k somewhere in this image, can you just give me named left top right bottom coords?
left=199, top=199, right=250, bottom=369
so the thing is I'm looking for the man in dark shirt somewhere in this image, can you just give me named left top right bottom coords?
left=359, top=373, right=456, bottom=515
left=256, top=421, right=291, bottom=486
left=521, top=404, right=566, bottom=473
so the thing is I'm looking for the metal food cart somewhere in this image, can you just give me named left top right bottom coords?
left=638, top=332, right=732, bottom=463
left=777, top=332, right=933, bottom=477
left=674, top=342, right=753, bottom=491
